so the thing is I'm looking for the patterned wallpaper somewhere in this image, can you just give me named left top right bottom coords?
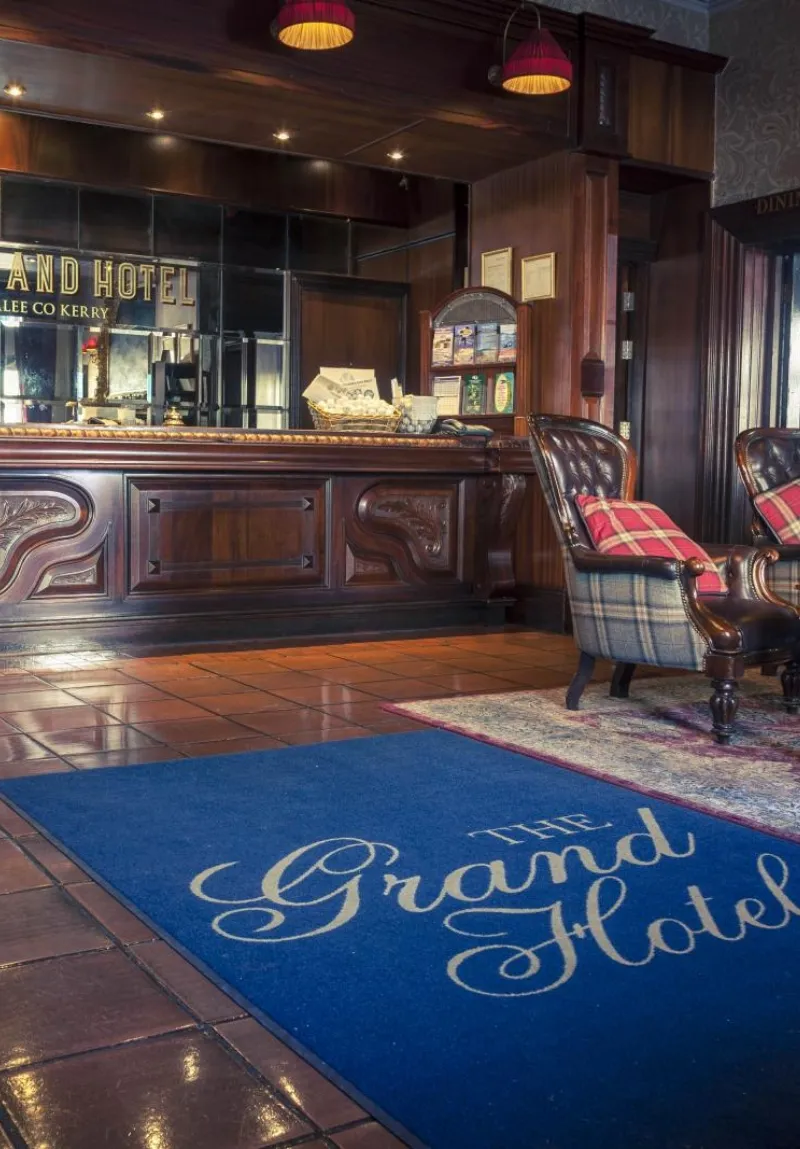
left=712, top=0, right=800, bottom=204
left=545, top=0, right=709, bottom=49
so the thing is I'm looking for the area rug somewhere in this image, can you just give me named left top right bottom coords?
left=388, top=674, right=800, bottom=841
left=2, top=731, right=800, bottom=1149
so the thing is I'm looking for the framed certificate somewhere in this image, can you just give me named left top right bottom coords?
left=521, top=252, right=556, bottom=301
left=480, top=247, right=513, bottom=296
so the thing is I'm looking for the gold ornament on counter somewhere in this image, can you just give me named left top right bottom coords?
left=163, top=405, right=184, bottom=427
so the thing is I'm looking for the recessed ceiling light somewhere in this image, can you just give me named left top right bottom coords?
left=146, top=108, right=165, bottom=121
left=3, top=83, right=25, bottom=98
left=273, top=129, right=292, bottom=142
left=387, top=149, right=404, bottom=161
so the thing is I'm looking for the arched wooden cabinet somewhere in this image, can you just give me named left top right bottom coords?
left=419, top=286, right=533, bottom=437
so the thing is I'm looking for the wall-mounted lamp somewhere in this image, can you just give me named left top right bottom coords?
left=272, top=0, right=355, bottom=50
left=488, top=1, right=572, bottom=96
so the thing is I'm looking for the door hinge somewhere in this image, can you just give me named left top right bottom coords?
left=621, top=340, right=634, bottom=361
left=622, top=292, right=635, bottom=312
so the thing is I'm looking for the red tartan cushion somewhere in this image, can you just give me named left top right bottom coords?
left=754, top=479, right=800, bottom=544
left=575, top=495, right=728, bottom=595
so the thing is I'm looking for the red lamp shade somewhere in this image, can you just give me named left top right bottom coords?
left=502, top=28, right=572, bottom=95
left=273, top=0, right=355, bottom=50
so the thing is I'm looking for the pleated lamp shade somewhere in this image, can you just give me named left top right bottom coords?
left=501, top=28, right=573, bottom=95
left=273, top=0, right=355, bottom=49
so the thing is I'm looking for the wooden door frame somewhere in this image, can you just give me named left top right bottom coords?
left=289, top=272, right=409, bottom=427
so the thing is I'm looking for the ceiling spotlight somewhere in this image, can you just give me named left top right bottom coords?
left=387, top=150, right=405, bottom=161
left=146, top=108, right=165, bottom=121
left=272, top=0, right=355, bottom=50
left=3, top=83, right=25, bottom=98
left=273, top=129, right=292, bottom=141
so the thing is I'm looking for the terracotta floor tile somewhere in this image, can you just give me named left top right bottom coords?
left=0, top=887, right=110, bottom=967
left=421, top=672, right=517, bottom=693
left=0, top=689, right=87, bottom=713
left=0, top=756, right=71, bottom=779
left=66, top=682, right=171, bottom=705
left=218, top=1017, right=366, bottom=1127
left=172, top=734, right=287, bottom=757
left=0, top=1031, right=309, bottom=1149
left=367, top=659, right=455, bottom=678
left=0, top=840, right=51, bottom=895
left=332, top=1123, right=409, bottom=1149
left=333, top=647, right=416, bottom=665
left=268, top=683, right=378, bottom=706
left=133, top=941, right=246, bottom=1022
left=68, top=882, right=155, bottom=945
left=310, top=664, right=403, bottom=685
left=197, top=690, right=299, bottom=716
left=235, top=709, right=351, bottom=737
left=366, top=716, right=429, bottom=733
left=39, top=669, right=144, bottom=688
left=0, top=949, right=193, bottom=1070
left=21, top=835, right=88, bottom=884
left=354, top=679, right=458, bottom=701
left=133, top=715, right=254, bottom=745
left=68, top=745, right=183, bottom=769
left=224, top=669, right=324, bottom=690
left=493, top=667, right=570, bottom=688
left=32, top=724, right=161, bottom=757
left=0, top=716, right=20, bottom=736
left=160, top=675, right=257, bottom=699
left=101, top=698, right=212, bottom=724
left=319, top=699, right=399, bottom=724
left=0, top=800, right=35, bottom=838
left=281, top=726, right=372, bottom=746
left=7, top=705, right=121, bottom=734
left=124, top=665, right=221, bottom=683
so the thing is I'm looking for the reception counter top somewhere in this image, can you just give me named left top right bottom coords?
left=0, top=425, right=532, bottom=652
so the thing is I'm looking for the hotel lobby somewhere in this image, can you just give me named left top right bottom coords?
left=0, top=0, right=799, bottom=1146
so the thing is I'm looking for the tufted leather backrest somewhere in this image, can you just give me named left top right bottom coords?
left=528, top=414, right=636, bottom=549
left=736, top=428, right=800, bottom=497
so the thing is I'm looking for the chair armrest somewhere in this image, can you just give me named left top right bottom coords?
left=703, top=543, right=793, bottom=609
left=571, top=544, right=698, bottom=581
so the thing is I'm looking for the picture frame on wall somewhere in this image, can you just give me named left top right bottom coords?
left=521, top=252, right=556, bottom=301
left=480, top=247, right=513, bottom=296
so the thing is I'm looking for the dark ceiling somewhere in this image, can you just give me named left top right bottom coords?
left=0, top=0, right=583, bottom=182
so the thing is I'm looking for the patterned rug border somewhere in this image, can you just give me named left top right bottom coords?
left=383, top=700, right=800, bottom=847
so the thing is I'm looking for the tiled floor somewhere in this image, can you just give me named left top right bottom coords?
left=0, top=626, right=591, bottom=1149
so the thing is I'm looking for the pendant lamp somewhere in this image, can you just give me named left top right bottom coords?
left=272, top=0, right=355, bottom=50
left=489, top=1, right=572, bottom=96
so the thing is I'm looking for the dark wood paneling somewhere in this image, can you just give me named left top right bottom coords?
left=712, top=188, right=800, bottom=248
left=0, top=426, right=531, bottom=651
left=628, top=57, right=716, bottom=176
left=640, top=181, right=710, bottom=536
left=698, top=223, right=779, bottom=544
left=619, top=191, right=653, bottom=242
left=291, top=275, right=408, bottom=422
left=0, top=112, right=415, bottom=226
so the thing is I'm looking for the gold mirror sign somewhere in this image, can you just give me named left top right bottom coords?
left=0, top=250, right=196, bottom=321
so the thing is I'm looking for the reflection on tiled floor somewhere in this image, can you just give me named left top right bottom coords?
left=0, top=627, right=589, bottom=1149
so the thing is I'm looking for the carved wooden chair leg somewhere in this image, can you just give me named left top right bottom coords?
left=566, top=651, right=595, bottom=711
left=610, top=662, right=636, bottom=699
left=709, top=678, right=739, bottom=744
left=780, top=660, right=800, bottom=713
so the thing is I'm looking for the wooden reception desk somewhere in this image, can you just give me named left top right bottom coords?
left=0, top=425, right=531, bottom=653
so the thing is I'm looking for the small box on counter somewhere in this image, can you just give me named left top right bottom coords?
left=431, top=375, right=462, bottom=415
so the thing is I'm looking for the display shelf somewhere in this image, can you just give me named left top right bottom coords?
left=419, top=286, right=532, bottom=433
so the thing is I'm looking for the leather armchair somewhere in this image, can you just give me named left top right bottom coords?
left=736, top=427, right=800, bottom=606
left=529, top=414, right=800, bottom=744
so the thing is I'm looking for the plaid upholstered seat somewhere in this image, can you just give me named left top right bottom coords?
left=529, top=414, right=800, bottom=744
left=736, top=428, right=800, bottom=608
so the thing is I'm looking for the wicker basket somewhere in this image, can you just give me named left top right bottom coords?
left=307, top=400, right=401, bottom=433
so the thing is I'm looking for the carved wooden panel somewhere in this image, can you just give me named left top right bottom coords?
left=352, top=482, right=461, bottom=581
left=128, top=478, right=328, bottom=594
left=344, top=545, right=398, bottom=586
left=0, top=482, right=91, bottom=593
left=31, top=541, right=107, bottom=598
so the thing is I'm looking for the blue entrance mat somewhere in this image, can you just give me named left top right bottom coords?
left=2, top=729, right=799, bottom=1149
